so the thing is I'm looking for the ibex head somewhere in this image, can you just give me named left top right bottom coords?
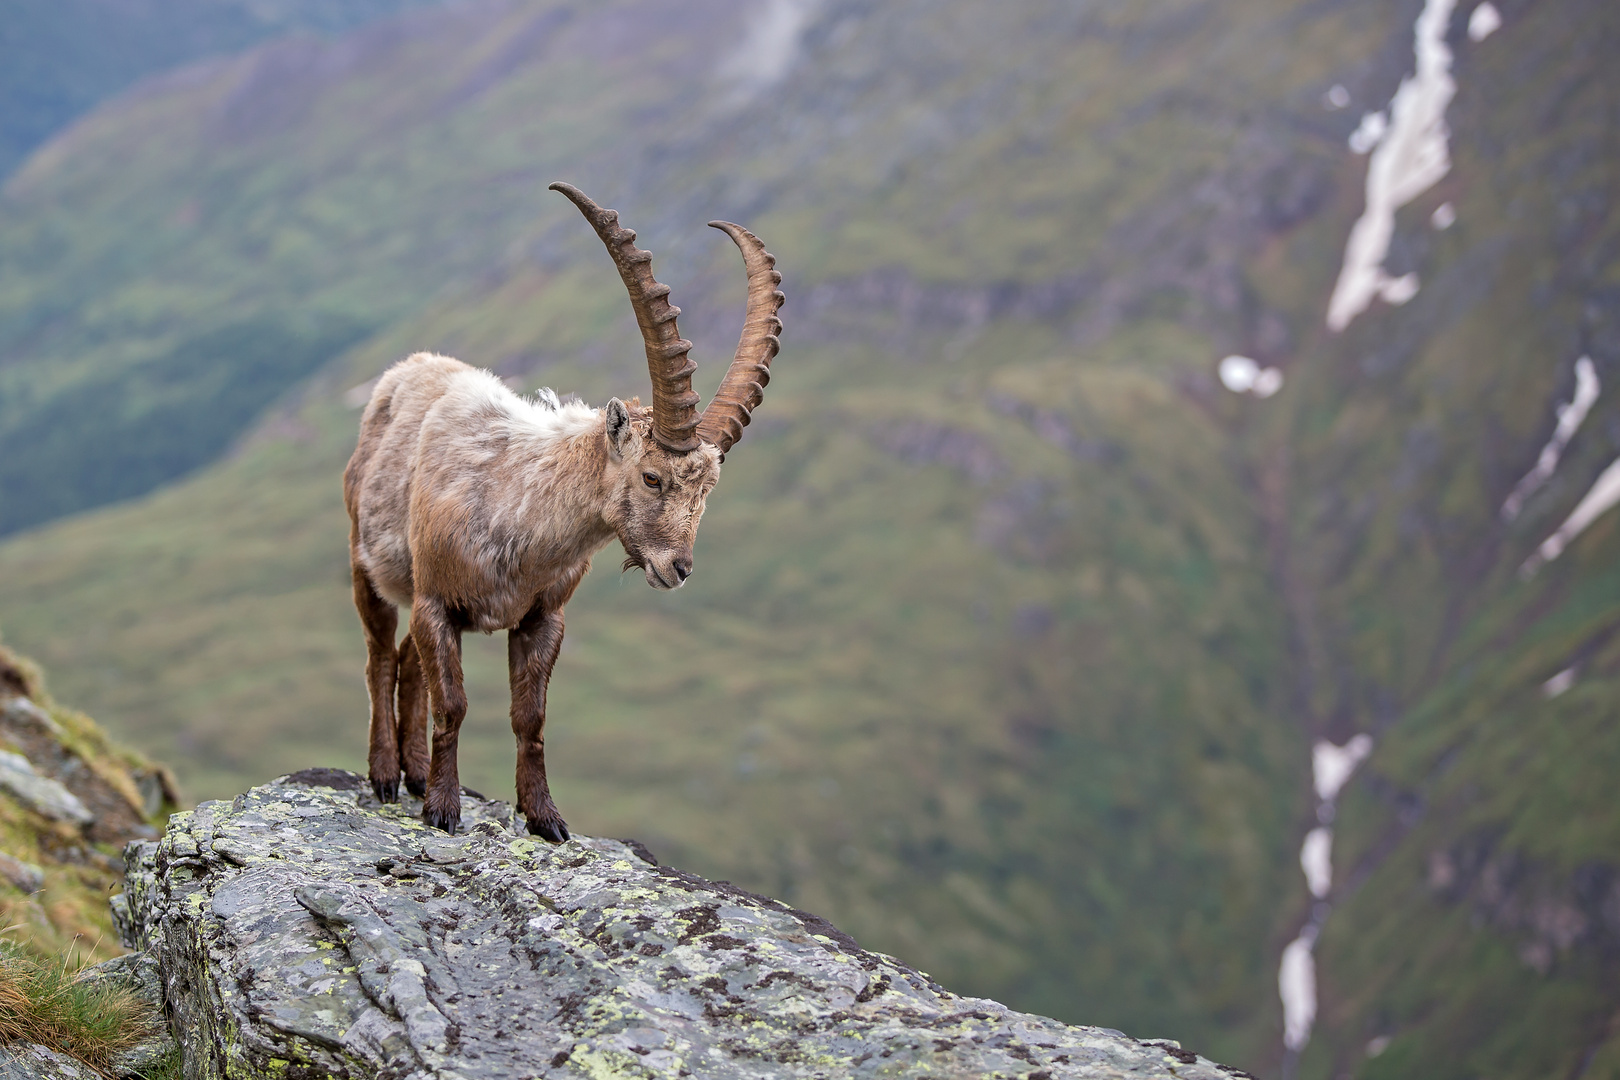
left=600, top=399, right=719, bottom=589
left=551, top=182, right=784, bottom=591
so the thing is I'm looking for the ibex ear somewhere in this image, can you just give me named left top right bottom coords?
left=605, top=398, right=634, bottom=463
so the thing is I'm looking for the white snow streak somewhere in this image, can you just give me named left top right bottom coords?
left=1325, top=84, right=1351, bottom=110
left=1468, top=2, right=1502, bottom=41
left=1431, top=201, right=1456, bottom=229
left=1279, top=930, right=1318, bottom=1052
left=1313, top=734, right=1374, bottom=802
left=1327, top=0, right=1458, bottom=331
left=1502, top=357, right=1600, bottom=521
left=1542, top=668, right=1577, bottom=699
left=1521, top=456, right=1620, bottom=578
left=1280, top=735, right=1374, bottom=1058
left=1347, top=111, right=1388, bottom=155
left=1301, top=827, right=1334, bottom=898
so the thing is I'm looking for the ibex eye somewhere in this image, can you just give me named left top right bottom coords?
left=642, top=472, right=661, bottom=489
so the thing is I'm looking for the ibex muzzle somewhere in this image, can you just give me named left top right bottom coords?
left=343, top=183, right=783, bottom=836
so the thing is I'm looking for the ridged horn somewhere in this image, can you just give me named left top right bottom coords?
left=549, top=182, right=701, bottom=453
left=696, top=221, right=784, bottom=458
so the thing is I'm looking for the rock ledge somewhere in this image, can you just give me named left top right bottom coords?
left=116, top=770, right=1245, bottom=1079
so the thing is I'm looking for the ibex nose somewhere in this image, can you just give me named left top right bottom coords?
left=673, top=557, right=693, bottom=583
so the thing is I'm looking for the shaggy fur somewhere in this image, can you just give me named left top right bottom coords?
left=344, top=353, right=720, bottom=836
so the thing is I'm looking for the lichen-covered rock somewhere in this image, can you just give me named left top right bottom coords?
left=118, top=770, right=1245, bottom=1080
left=0, top=1042, right=95, bottom=1079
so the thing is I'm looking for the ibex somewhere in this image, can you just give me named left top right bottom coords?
left=343, top=183, right=783, bottom=837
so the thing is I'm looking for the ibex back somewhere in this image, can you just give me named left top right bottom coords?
left=343, top=183, right=784, bottom=836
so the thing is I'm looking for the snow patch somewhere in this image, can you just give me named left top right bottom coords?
left=718, top=0, right=819, bottom=99
left=1431, top=201, right=1456, bottom=229
left=1468, top=2, right=1502, bottom=41
left=1313, top=734, right=1374, bottom=802
left=1301, top=827, right=1334, bottom=898
left=1521, top=456, right=1620, bottom=578
left=1542, top=667, right=1576, bottom=699
left=1219, top=355, right=1284, bottom=398
left=1325, top=84, right=1351, bottom=110
left=1280, top=734, right=1373, bottom=1058
left=1279, top=930, right=1318, bottom=1051
left=1348, top=111, right=1388, bottom=155
left=1502, top=357, right=1599, bottom=521
left=1327, top=0, right=1458, bottom=331
left=1380, top=272, right=1420, bottom=305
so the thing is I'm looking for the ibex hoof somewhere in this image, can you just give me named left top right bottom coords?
left=527, top=816, right=570, bottom=843
left=423, top=803, right=461, bottom=835
left=404, top=773, right=428, bottom=798
left=424, top=793, right=463, bottom=835
left=371, top=775, right=400, bottom=803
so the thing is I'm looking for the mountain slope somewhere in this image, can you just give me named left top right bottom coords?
left=0, top=0, right=1615, bottom=1077
left=0, top=0, right=452, bottom=184
left=0, top=0, right=752, bottom=535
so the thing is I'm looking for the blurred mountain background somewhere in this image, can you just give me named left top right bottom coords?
left=0, top=0, right=1615, bottom=1077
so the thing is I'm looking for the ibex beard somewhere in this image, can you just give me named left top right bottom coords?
left=343, top=183, right=783, bottom=837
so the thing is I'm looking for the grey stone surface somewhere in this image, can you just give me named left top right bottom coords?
left=0, top=694, right=166, bottom=845
left=0, top=1043, right=94, bottom=1079
left=0, top=851, right=43, bottom=893
left=0, top=751, right=92, bottom=827
left=118, top=770, right=1246, bottom=1080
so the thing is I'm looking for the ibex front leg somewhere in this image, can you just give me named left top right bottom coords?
left=412, top=595, right=468, bottom=834
left=509, top=602, right=570, bottom=842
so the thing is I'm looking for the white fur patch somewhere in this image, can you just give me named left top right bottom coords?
left=453, top=367, right=599, bottom=444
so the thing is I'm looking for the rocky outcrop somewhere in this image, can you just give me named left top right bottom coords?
left=117, top=770, right=1245, bottom=1079
left=0, top=646, right=179, bottom=961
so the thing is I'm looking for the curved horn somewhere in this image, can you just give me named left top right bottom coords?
left=696, top=221, right=784, bottom=458
left=549, top=182, right=701, bottom=453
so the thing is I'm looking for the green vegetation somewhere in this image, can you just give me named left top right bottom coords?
left=0, top=941, right=157, bottom=1075
left=0, top=0, right=1615, bottom=1077
left=0, top=0, right=450, bottom=182
left=0, top=315, right=371, bottom=533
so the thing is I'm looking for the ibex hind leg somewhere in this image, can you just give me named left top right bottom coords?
left=413, top=596, right=468, bottom=834
left=396, top=633, right=430, bottom=798
left=352, top=563, right=401, bottom=803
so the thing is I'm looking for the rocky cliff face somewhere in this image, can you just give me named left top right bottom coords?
left=115, top=770, right=1247, bottom=1080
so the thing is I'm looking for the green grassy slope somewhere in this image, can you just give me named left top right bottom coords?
left=0, top=0, right=1616, bottom=1076
left=0, top=0, right=451, bottom=183
left=0, top=0, right=745, bottom=535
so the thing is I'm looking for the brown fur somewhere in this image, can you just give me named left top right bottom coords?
left=345, top=353, right=720, bottom=835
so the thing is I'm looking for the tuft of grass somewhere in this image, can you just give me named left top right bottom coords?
left=0, top=939, right=158, bottom=1076
left=134, top=1046, right=183, bottom=1080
